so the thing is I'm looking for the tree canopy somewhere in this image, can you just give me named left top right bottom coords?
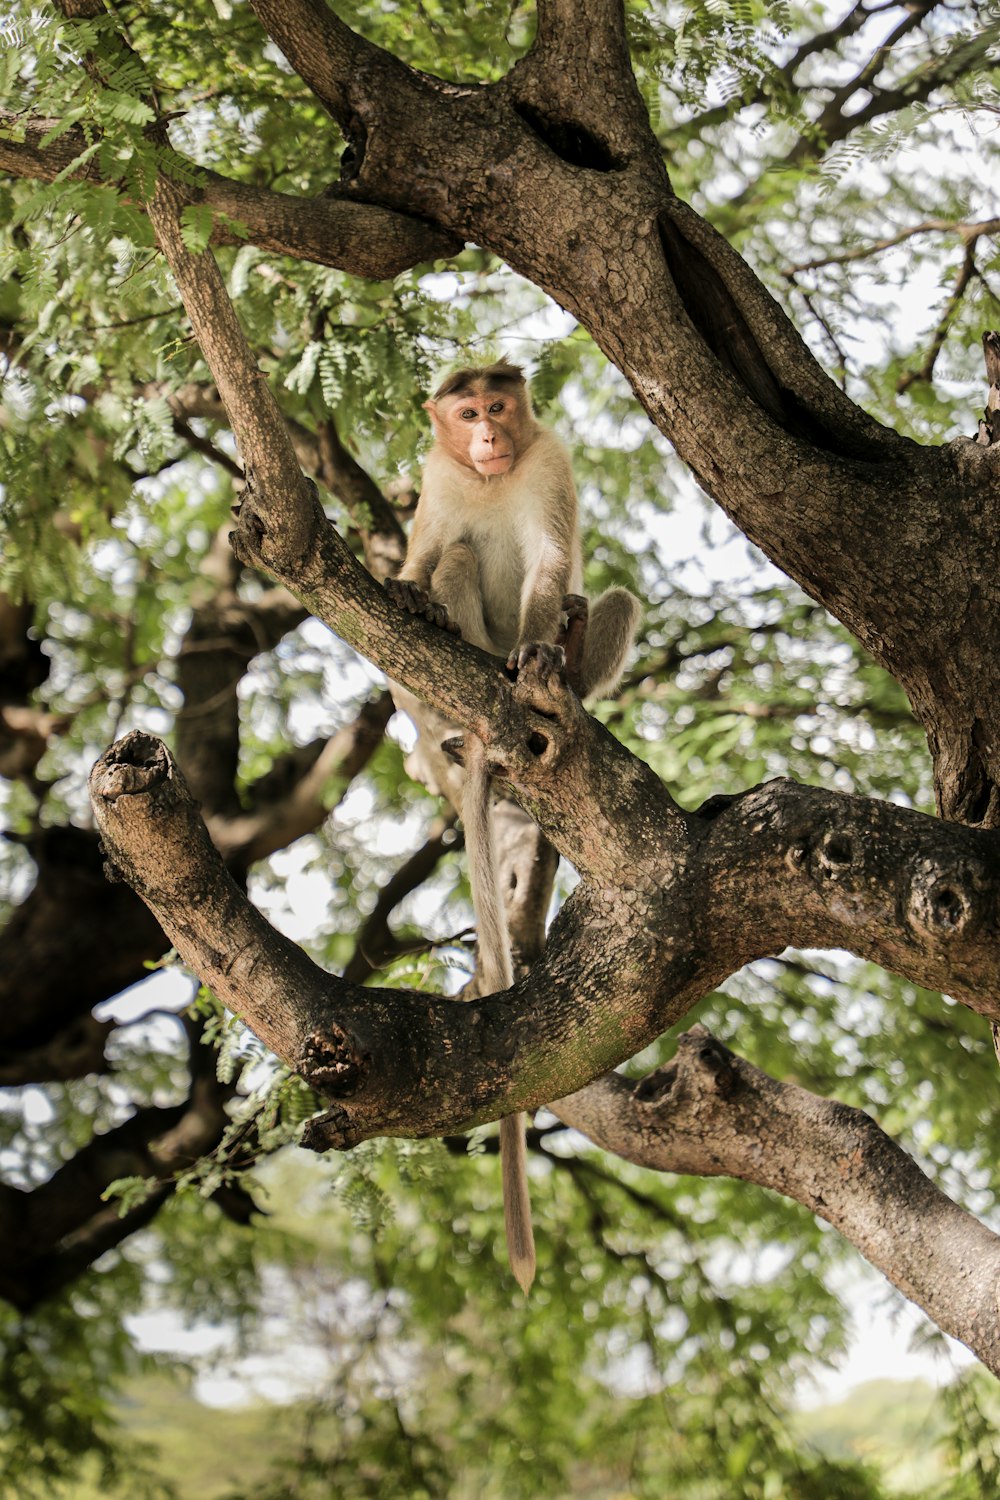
left=2, top=0, right=1000, bottom=1495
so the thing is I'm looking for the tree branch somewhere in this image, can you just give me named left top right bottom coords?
left=782, top=216, right=1000, bottom=278
left=249, top=0, right=419, bottom=132
left=88, top=733, right=672, bottom=1144
left=90, top=734, right=1000, bottom=1158
left=211, top=690, right=394, bottom=869
left=343, top=813, right=460, bottom=983
left=897, top=238, right=981, bottom=393
left=674, top=1, right=948, bottom=142
left=316, top=417, right=406, bottom=581
left=0, top=1014, right=115, bottom=1087
left=554, top=1026, right=1000, bottom=1376
left=146, top=175, right=321, bottom=566
left=0, top=1015, right=240, bottom=1309
left=0, top=113, right=460, bottom=277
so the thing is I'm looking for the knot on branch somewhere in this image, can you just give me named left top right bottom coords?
left=635, top=1025, right=739, bottom=1106
left=812, top=828, right=857, bottom=877
left=906, top=857, right=986, bottom=942
left=90, top=733, right=175, bottom=891
left=678, top=1024, right=738, bottom=1098
left=229, top=486, right=266, bottom=569
left=297, top=1026, right=368, bottom=1098
left=786, top=824, right=870, bottom=918
left=230, top=474, right=325, bottom=573
left=299, top=1104, right=354, bottom=1153
left=93, top=731, right=170, bottom=801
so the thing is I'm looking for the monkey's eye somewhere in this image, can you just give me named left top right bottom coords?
left=460, top=408, right=478, bottom=421
left=488, top=401, right=505, bottom=414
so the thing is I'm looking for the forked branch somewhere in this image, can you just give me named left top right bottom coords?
left=555, top=1027, right=1000, bottom=1376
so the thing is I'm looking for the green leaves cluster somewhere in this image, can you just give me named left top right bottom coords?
left=2, top=0, right=1000, bottom=1494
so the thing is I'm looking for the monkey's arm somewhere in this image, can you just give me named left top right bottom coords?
left=518, top=533, right=576, bottom=646
left=516, top=437, right=581, bottom=647
left=392, top=505, right=438, bottom=592
left=385, top=500, right=461, bottom=631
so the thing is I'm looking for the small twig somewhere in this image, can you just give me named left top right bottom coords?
left=897, top=239, right=979, bottom=393
left=782, top=217, right=1000, bottom=278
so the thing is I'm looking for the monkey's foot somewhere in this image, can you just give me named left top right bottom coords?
left=384, top=577, right=460, bottom=634
left=559, top=594, right=588, bottom=629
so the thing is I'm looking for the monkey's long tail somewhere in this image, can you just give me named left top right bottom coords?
left=499, top=1113, right=534, bottom=1295
left=463, top=736, right=536, bottom=1296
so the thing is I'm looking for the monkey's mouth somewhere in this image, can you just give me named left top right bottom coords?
left=473, top=452, right=514, bottom=474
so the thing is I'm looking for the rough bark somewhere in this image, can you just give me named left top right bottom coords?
left=4, top=0, right=1000, bottom=1366
left=556, top=1027, right=1000, bottom=1377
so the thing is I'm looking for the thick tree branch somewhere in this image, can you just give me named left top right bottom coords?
left=0, top=825, right=165, bottom=1051
left=90, top=734, right=1000, bottom=1159
left=146, top=175, right=320, bottom=566
left=0, top=1015, right=241, bottom=1309
left=0, top=114, right=459, bottom=277
left=88, top=733, right=669, bottom=1144
left=249, top=0, right=417, bottom=131
left=554, top=1026, right=1000, bottom=1376
left=512, top=0, right=655, bottom=168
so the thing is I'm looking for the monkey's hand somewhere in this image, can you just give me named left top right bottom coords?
left=506, top=641, right=566, bottom=685
left=384, top=577, right=461, bottom=635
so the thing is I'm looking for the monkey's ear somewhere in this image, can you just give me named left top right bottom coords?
left=422, top=399, right=437, bottom=415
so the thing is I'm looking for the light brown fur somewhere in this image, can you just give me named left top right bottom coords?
left=387, top=364, right=641, bottom=1293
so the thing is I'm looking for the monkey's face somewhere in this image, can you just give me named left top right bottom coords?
left=427, top=387, right=528, bottom=478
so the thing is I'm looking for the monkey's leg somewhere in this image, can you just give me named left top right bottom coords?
left=430, top=542, right=494, bottom=653
left=557, top=594, right=589, bottom=692
left=578, top=588, right=642, bottom=700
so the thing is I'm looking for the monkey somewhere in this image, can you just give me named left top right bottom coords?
left=385, top=361, right=641, bottom=1294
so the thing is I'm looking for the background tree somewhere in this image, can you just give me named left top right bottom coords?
left=1, top=0, right=1000, bottom=1495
